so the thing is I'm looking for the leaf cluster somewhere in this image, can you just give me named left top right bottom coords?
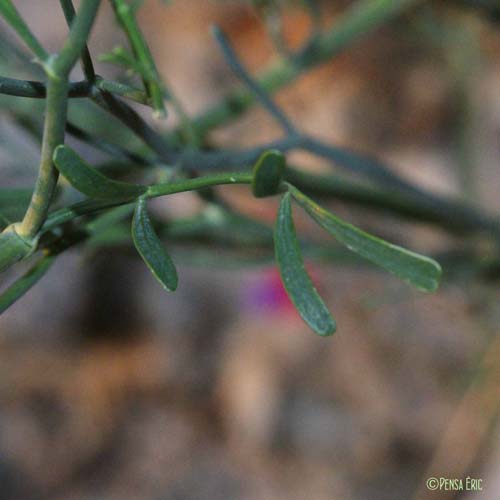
left=4, top=0, right=496, bottom=335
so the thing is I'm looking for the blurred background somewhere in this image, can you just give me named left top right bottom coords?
left=1, top=1, right=500, bottom=499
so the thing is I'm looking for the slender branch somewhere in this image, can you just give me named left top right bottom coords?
left=92, top=91, right=173, bottom=159
left=110, top=0, right=166, bottom=118
left=189, top=0, right=423, bottom=138
left=212, top=25, right=296, bottom=136
left=59, top=0, right=96, bottom=81
left=42, top=172, right=253, bottom=232
left=146, top=172, right=252, bottom=198
left=170, top=134, right=420, bottom=199
left=0, top=75, right=150, bottom=104
left=51, top=0, right=100, bottom=78
left=66, top=122, right=153, bottom=165
left=284, top=167, right=500, bottom=236
left=0, top=75, right=89, bottom=98
left=299, top=136, right=426, bottom=196
left=57, top=0, right=172, bottom=157
left=17, top=76, right=69, bottom=239
left=168, top=136, right=499, bottom=238
left=17, top=0, right=101, bottom=239
left=175, top=136, right=298, bottom=171
left=0, top=0, right=48, bottom=61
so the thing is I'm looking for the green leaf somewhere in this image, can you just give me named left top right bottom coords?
left=53, top=145, right=147, bottom=200
left=252, top=149, right=286, bottom=198
left=289, top=186, right=442, bottom=292
left=275, top=192, right=336, bottom=336
left=132, top=196, right=178, bottom=291
left=0, top=254, right=55, bottom=314
left=0, top=224, right=37, bottom=273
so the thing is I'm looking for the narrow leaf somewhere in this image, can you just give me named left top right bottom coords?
left=275, top=192, right=336, bottom=336
left=290, top=186, right=442, bottom=292
left=0, top=255, right=55, bottom=314
left=53, top=145, right=147, bottom=199
left=252, top=149, right=286, bottom=198
left=132, top=196, right=178, bottom=291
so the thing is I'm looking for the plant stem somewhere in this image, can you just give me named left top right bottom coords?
left=0, top=0, right=48, bottom=61
left=110, top=0, right=166, bottom=117
left=59, top=0, right=96, bottom=81
left=93, top=91, right=173, bottom=159
left=212, top=26, right=296, bottom=136
left=146, top=172, right=252, bottom=198
left=42, top=172, right=253, bottom=232
left=284, top=168, right=500, bottom=236
left=0, top=75, right=89, bottom=98
left=0, top=75, right=149, bottom=105
left=18, top=76, right=69, bottom=239
left=190, top=0, right=422, bottom=137
left=51, top=0, right=100, bottom=77
left=17, top=0, right=101, bottom=239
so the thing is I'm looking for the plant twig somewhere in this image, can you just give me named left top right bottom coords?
left=59, top=0, right=96, bottom=81
left=42, top=172, right=253, bottom=233
left=17, top=0, right=101, bottom=239
left=110, top=0, right=166, bottom=118
left=0, top=0, right=48, bottom=61
left=0, top=75, right=150, bottom=105
left=0, top=75, right=90, bottom=98
left=212, top=25, right=296, bottom=136
left=190, top=0, right=423, bottom=138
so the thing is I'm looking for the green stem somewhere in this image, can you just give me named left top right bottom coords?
left=59, top=0, right=96, bottom=81
left=92, top=91, right=173, bottom=158
left=146, top=172, right=252, bottom=198
left=0, top=75, right=89, bottom=98
left=284, top=168, right=500, bottom=236
left=17, top=0, right=101, bottom=239
left=43, top=172, right=253, bottom=232
left=189, top=0, right=422, bottom=137
left=110, top=0, right=166, bottom=118
left=0, top=75, right=149, bottom=105
left=0, top=0, right=48, bottom=61
left=18, top=76, right=69, bottom=238
left=51, top=0, right=101, bottom=77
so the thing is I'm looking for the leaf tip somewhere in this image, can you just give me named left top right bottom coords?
left=315, top=317, right=337, bottom=337
left=52, top=144, right=67, bottom=165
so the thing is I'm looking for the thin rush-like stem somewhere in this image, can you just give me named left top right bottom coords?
left=59, top=0, right=96, bottom=81
left=0, top=0, right=48, bottom=61
left=110, top=0, right=166, bottom=117
left=0, top=75, right=149, bottom=104
left=42, top=172, right=253, bottom=232
left=17, top=0, right=101, bottom=239
left=190, top=0, right=423, bottom=137
left=65, top=122, right=152, bottom=165
left=0, top=76, right=89, bottom=98
left=18, top=77, right=69, bottom=239
left=212, top=26, right=296, bottom=136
